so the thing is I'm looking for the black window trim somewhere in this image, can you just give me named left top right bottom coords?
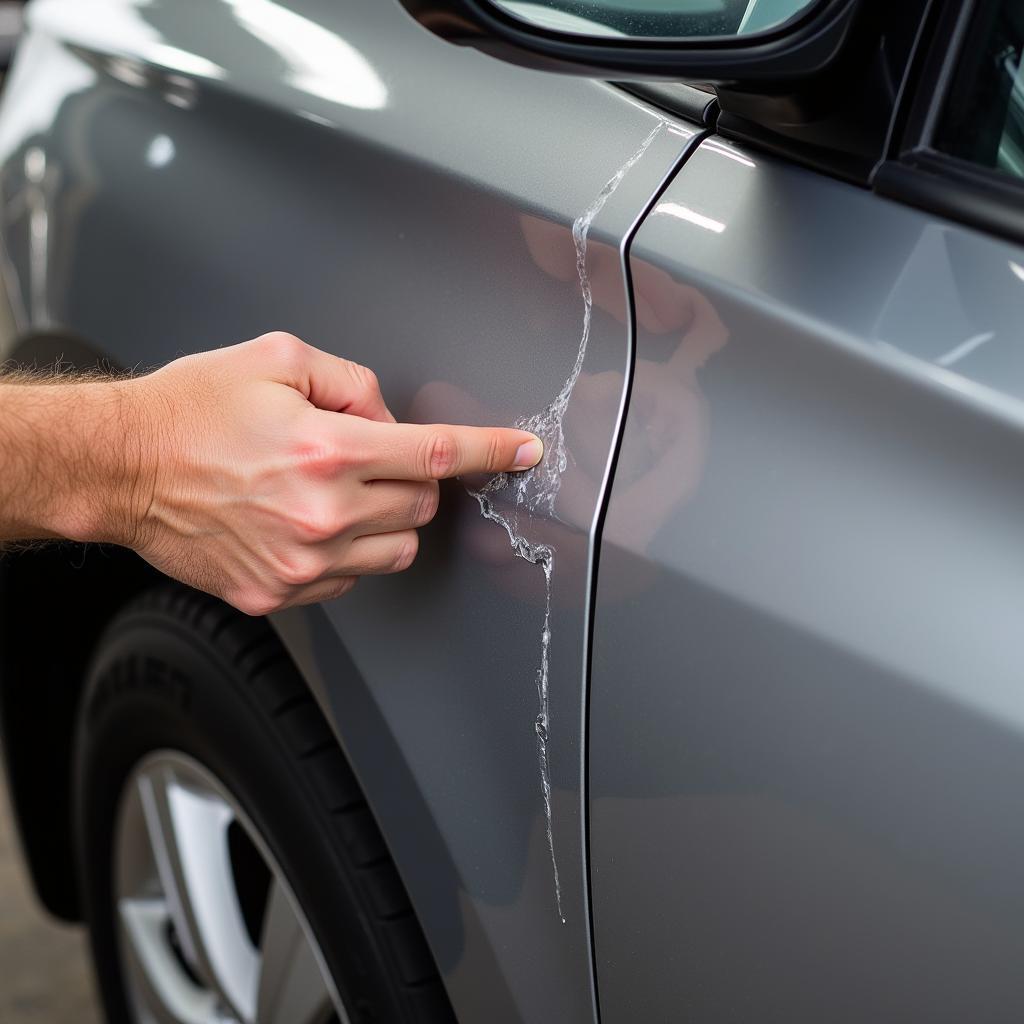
left=873, top=0, right=1024, bottom=247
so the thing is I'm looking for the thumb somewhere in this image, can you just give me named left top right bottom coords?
left=303, top=347, right=395, bottom=422
left=258, top=333, right=395, bottom=422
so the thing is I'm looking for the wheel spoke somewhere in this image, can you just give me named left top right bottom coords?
left=117, top=752, right=349, bottom=1024
left=119, top=897, right=217, bottom=1024
left=255, top=878, right=338, bottom=1024
left=136, top=763, right=260, bottom=1021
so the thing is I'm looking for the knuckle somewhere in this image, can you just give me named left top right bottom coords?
left=293, top=436, right=355, bottom=480
left=324, top=510, right=355, bottom=539
left=296, top=510, right=340, bottom=543
left=348, top=360, right=380, bottom=398
left=390, top=532, right=419, bottom=573
left=293, top=445, right=334, bottom=480
left=287, top=498, right=346, bottom=542
left=418, top=431, right=457, bottom=479
left=275, top=552, right=324, bottom=587
left=261, top=330, right=305, bottom=367
left=485, top=431, right=504, bottom=473
left=413, top=484, right=440, bottom=526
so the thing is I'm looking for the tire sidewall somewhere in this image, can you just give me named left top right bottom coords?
left=74, top=606, right=395, bottom=1024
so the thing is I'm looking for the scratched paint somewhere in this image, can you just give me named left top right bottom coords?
left=468, top=122, right=665, bottom=922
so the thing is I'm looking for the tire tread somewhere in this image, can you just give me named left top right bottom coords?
left=110, top=585, right=454, bottom=1023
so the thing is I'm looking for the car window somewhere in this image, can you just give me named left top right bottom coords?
left=937, top=0, right=1024, bottom=178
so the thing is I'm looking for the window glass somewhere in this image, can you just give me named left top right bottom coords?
left=938, top=0, right=1024, bottom=178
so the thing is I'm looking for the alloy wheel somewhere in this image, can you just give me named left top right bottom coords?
left=114, top=750, right=348, bottom=1024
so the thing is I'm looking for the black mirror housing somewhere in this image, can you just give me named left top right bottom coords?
left=394, top=0, right=860, bottom=85
left=394, top=0, right=935, bottom=189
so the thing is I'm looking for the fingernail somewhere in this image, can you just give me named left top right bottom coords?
left=513, top=438, right=544, bottom=470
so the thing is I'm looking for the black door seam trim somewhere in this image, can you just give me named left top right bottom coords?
left=582, top=125, right=710, bottom=1024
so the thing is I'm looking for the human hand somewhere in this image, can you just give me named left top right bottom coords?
left=120, top=333, right=542, bottom=614
left=409, top=271, right=727, bottom=606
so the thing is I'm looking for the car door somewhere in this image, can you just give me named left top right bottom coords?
left=590, top=1, right=1024, bottom=1020
left=0, top=1, right=701, bottom=1021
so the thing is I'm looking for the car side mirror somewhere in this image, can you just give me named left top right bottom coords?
left=393, top=0, right=861, bottom=84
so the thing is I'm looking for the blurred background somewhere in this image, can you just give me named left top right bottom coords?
left=0, top=778, right=100, bottom=1022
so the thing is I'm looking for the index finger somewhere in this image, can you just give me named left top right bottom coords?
left=353, top=419, right=544, bottom=481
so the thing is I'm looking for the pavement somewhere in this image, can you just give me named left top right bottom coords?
left=0, top=778, right=102, bottom=1023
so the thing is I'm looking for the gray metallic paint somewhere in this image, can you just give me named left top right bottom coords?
left=6, top=0, right=1024, bottom=1020
left=0, top=1, right=698, bottom=1021
left=592, top=136, right=1024, bottom=1021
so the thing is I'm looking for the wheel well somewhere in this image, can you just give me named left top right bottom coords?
left=0, top=543, right=160, bottom=919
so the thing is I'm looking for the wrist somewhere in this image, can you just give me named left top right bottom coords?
left=71, top=377, right=158, bottom=548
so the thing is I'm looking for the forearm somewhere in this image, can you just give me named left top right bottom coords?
left=0, top=335, right=542, bottom=614
left=0, top=376, right=150, bottom=545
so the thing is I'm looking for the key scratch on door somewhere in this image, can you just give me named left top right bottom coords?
left=469, top=122, right=665, bottom=922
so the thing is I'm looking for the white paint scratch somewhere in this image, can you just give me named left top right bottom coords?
left=468, top=122, right=665, bottom=922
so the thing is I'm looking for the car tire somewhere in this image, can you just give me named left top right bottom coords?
left=73, top=584, right=454, bottom=1024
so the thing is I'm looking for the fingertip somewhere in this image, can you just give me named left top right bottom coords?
left=511, top=435, right=544, bottom=471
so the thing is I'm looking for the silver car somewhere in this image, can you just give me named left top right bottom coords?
left=2, top=0, right=1024, bottom=1021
